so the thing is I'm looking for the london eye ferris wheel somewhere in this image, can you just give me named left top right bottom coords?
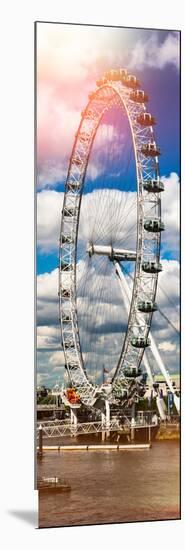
left=59, top=68, right=165, bottom=410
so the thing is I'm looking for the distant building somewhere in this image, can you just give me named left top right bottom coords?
left=51, top=384, right=61, bottom=395
left=145, top=374, right=180, bottom=398
left=37, top=385, right=48, bottom=399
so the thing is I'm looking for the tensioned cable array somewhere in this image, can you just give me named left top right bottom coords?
left=123, top=265, right=180, bottom=335
left=77, top=106, right=136, bottom=381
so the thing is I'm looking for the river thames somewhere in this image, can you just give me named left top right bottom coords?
left=38, top=440, right=180, bottom=528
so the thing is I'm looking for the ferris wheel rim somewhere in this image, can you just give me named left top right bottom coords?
left=59, top=71, right=162, bottom=406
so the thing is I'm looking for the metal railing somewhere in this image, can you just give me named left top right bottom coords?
left=36, top=413, right=158, bottom=439
left=37, top=419, right=122, bottom=438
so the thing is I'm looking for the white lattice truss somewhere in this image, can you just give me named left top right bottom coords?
left=37, top=416, right=155, bottom=439
left=59, top=72, right=163, bottom=407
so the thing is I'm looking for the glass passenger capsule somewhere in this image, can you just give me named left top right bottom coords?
left=144, top=218, right=165, bottom=232
left=143, top=179, right=164, bottom=193
left=63, top=207, right=77, bottom=217
left=137, top=300, right=157, bottom=313
left=124, top=366, right=143, bottom=378
left=66, top=181, right=81, bottom=191
left=81, top=109, right=97, bottom=120
left=141, top=142, right=160, bottom=157
left=88, top=91, right=96, bottom=100
left=106, top=69, right=118, bottom=80
left=73, top=156, right=82, bottom=166
left=104, top=68, right=127, bottom=80
left=65, top=363, right=78, bottom=370
left=136, top=112, right=156, bottom=126
left=60, top=262, right=73, bottom=271
left=62, top=313, right=71, bottom=322
left=61, top=234, right=74, bottom=244
left=65, top=341, right=75, bottom=349
left=96, top=77, right=107, bottom=86
left=61, top=289, right=70, bottom=298
left=130, top=90, right=148, bottom=103
left=131, top=337, right=151, bottom=348
left=119, top=68, right=128, bottom=79
left=69, top=364, right=79, bottom=370
left=142, top=261, right=163, bottom=273
left=125, top=74, right=140, bottom=88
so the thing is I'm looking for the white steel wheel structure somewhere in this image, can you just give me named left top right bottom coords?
left=59, top=68, right=164, bottom=408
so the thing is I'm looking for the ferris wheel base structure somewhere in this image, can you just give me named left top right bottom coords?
left=115, top=260, right=180, bottom=415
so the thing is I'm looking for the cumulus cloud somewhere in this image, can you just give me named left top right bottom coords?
left=37, top=350, right=66, bottom=388
left=161, top=172, right=180, bottom=259
left=146, top=258, right=180, bottom=375
left=129, top=32, right=179, bottom=71
left=37, top=190, right=64, bottom=251
left=37, top=268, right=59, bottom=326
left=49, top=350, right=65, bottom=366
left=151, top=260, right=180, bottom=345
left=37, top=93, right=81, bottom=186
left=158, top=341, right=177, bottom=352
left=37, top=325, right=61, bottom=350
left=38, top=162, right=67, bottom=188
left=37, top=24, right=128, bottom=101
left=37, top=372, right=50, bottom=386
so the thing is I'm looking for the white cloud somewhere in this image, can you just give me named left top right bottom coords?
left=37, top=93, right=81, bottom=186
left=37, top=190, right=64, bottom=251
left=129, top=32, right=179, bottom=70
left=38, top=163, right=67, bottom=188
left=37, top=349, right=66, bottom=388
left=161, top=172, right=180, bottom=257
left=37, top=268, right=58, bottom=300
left=37, top=268, right=59, bottom=326
left=158, top=341, right=176, bottom=352
left=37, top=372, right=50, bottom=386
left=145, top=258, right=180, bottom=375
left=49, top=350, right=65, bottom=366
left=37, top=24, right=130, bottom=93
left=157, top=259, right=180, bottom=308
left=37, top=325, right=60, bottom=349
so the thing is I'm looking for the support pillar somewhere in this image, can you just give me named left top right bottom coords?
left=131, top=403, right=136, bottom=442
left=38, top=424, right=43, bottom=457
left=115, top=260, right=180, bottom=415
left=101, top=411, right=106, bottom=442
left=105, top=400, right=110, bottom=439
left=115, top=261, right=154, bottom=386
left=70, top=408, right=78, bottom=435
left=148, top=423, right=151, bottom=444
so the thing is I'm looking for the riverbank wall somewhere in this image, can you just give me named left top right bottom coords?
left=156, top=422, right=180, bottom=440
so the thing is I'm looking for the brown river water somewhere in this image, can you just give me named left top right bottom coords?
left=38, top=440, right=180, bottom=528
